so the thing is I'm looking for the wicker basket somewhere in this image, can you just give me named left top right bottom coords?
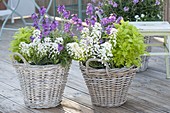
left=80, top=59, right=137, bottom=107
left=138, top=36, right=152, bottom=72
left=12, top=53, right=70, bottom=109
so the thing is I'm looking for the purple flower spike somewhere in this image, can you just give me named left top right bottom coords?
left=31, top=13, right=38, bottom=21
left=58, top=44, right=64, bottom=52
left=57, top=5, right=66, bottom=14
left=133, top=0, right=139, bottom=4
left=124, top=7, right=129, bottom=12
left=86, top=3, right=93, bottom=16
left=113, top=2, right=118, bottom=7
left=63, top=10, right=70, bottom=19
left=90, top=15, right=97, bottom=26
left=91, top=0, right=96, bottom=3
left=50, top=20, right=59, bottom=31
left=76, top=19, right=83, bottom=31
left=39, top=6, right=46, bottom=16
left=116, top=16, right=123, bottom=24
left=33, top=21, right=39, bottom=29
left=64, top=22, right=71, bottom=33
left=155, top=0, right=160, bottom=5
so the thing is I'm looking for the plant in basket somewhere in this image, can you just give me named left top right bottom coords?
left=10, top=6, right=81, bottom=108
left=67, top=3, right=146, bottom=107
left=92, top=0, right=163, bottom=72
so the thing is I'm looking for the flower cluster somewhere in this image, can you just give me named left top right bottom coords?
left=95, top=0, right=163, bottom=21
left=67, top=3, right=146, bottom=68
left=67, top=22, right=117, bottom=62
left=11, top=6, right=80, bottom=66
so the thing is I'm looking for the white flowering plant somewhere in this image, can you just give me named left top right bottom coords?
left=10, top=6, right=81, bottom=66
left=67, top=3, right=146, bottom=68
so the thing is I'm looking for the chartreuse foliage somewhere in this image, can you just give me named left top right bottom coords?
left=9, top=27, right=34, bottom=62
left=111, top=21, right=146, bottom=68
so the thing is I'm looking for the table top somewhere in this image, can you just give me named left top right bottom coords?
left=130, top=21, right=170, bottom=35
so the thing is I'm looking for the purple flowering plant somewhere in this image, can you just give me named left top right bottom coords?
left=95, top=0, right=163, bottom=21
left=10, top=6, right=81, bottom=66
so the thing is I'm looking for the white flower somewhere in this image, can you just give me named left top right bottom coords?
left=110, top=28, right=118, bottom=35
left=93, top=22, right=102, bottom=30
left=141, top=14, right=145, bottom=18
left=44, top=37, right=51, bottom=43
left=67, top=42, right=84, bottom=59
left=55, top=37, right=63, bottom=44
left=33, top=29, right=41, bottom=38
left=81, top=27, right=90, bottom=35
left=135, top=15, right=139, bottom=19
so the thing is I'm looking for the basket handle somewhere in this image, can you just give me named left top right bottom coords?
left=86, top=58, right=110, bottom=76
left=12, top=53, right=29, bottom=65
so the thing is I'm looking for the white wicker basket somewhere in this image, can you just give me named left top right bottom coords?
left=12, top=53, right=70, bottom=108
left=80, top=58, right=137, bottom=107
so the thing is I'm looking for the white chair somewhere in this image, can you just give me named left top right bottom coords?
left=0, top=0, right=14, bottom=23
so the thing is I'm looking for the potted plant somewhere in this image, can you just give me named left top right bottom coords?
left=10, top=6, right=80, bottom=108
left=0, top=0, right=8, bottom=10
left=67, top=3, right=146, bottom=107
left=93, top=0, right=163, bottom=71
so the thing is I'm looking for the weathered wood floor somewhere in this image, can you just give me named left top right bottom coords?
left=0, top=19, right=170, bottom=113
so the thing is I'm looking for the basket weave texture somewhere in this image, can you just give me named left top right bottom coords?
left=138, top=36, right=152, bottom=72
left=80, top=59, right=137, bottom=107
left=12, top=53, right=69, bottom=108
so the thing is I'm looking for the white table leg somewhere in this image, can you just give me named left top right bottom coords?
left=165, top=36, right=170, bottom=78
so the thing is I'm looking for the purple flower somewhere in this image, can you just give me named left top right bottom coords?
left=100, top=17, right=109, bottom=26
left=124, top=7, right=129, bottom=12
left=57, top=5, right=66, bottom=14
left=98, top=1, right=103, bottom=7
left=85, top=18, right=90, bottom=26
left=76, top=19, right=83, bottom=31
left=99, top=39, right=104, bottom=44
left=63, top=10, right=70, bottom=19
left=91, top=0, right=96, bottom=3
left=108, top=0, right=113, bottom=5
left=71, top=14, right=79, bottom=24
left=39, top=6, right=46, bottom=16
left=64, top=22, right=71, bottom=32
left=116, top=16, right=123, bottom=24
left=50, top=20, right=59, bottom=31
left=133, top=0, right=139, bottom=4
left=58, top=44, right=64, bottom=52
left=30, top=36, right=35, bottom=42
left=108, top=14, right=116, bottom=23
left=31, top=13, right=38, bottom=21
left=106, top=25, right=112, bottom=35
left=112, top=2, right=118, bottom=7
left=33, top=21, right=39, bottom=29
left=43, top=29, right=50, bottom=36
left=42, top=18, right=50, bottom=29
left=155, top=0, right=160, bottom=5
left=86, top=3, right=93, bottom=16
left=90, top=15, right=97, bottom=26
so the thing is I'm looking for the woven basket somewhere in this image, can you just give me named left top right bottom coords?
left=138, top=36, right=152, bottom=72
left=12, top=53, right=70, bottom=109
left=80, top=59, right=137, bottom=107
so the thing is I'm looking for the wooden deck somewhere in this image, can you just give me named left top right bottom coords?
left=0, top=19, right=170, bottom=113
